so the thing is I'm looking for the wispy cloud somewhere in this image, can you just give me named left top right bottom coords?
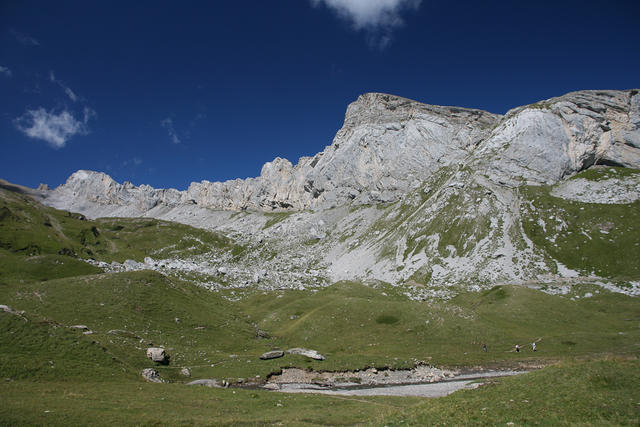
left=161, top=117, right=181, bottom=144
left=10, top=29, right=40, bottom=46
left=122, top=157, right=143, bottom=167
left=184, top=112, right=206, bottom=139
left=14, top=107, right=95, bottom=148
left=0, top=66, right=11, bottom=77
left=310, top=0, right=421, bottom=48
left=49, top=71, right=79, bottom=102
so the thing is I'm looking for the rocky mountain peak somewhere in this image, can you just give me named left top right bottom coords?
left=344, top=92, right=501, bottom=131
left=42, top=89, right=640, bottom=215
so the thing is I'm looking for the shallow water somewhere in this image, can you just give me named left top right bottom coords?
left=272, top=370, right=526, bottom=397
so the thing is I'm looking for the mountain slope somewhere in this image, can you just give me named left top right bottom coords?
left=15, top=89, right=640, bottom=295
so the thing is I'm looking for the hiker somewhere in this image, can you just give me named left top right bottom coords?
left=532, top=342, right=537, bottom=352
left=482, top=343, right=487, bottom=352
left=515, top=344, right=520, bottom=353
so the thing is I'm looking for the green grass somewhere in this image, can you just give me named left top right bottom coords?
left=569, top=166, right=640, bottom=181
left=382, top=358, right=640, bottom=426
left=262, top=211, right=294, bottom=229
left=0, top=187, right=236, bottom=268
left=0, top=357, right=637, bottom=425
left=521, top=182, right=640, bottom=280
left=0, top=380, right=421, bottom=426
left=0, top=270, right=265, bottom=382
left=240, top=281, right=639, bottom=370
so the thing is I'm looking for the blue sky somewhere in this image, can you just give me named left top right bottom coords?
left=1, top=0, right=639, bottom=190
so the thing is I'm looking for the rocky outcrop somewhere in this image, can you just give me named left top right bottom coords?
left=478, top=90, right=640, bottom=185
left=146, top=347, right=168, bottom=364
left=141, top=368, right=162, bottom=383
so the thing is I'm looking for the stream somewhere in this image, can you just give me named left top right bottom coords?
left=268, top=370, right=527, bottom=398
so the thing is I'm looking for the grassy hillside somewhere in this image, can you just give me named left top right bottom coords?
left=242, top=281, right=639, bottom=369
left=0, top=186, right=236, bottom=281
left=1, top=183, right=639, bottom=425
left=3, top=271, right=637, bottom=385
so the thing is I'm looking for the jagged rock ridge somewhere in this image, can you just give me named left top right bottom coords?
left=44, top=90, right=640, bottom=215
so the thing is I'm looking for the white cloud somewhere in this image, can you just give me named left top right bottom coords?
left=311, top=0, right=420, bottom=29
left=0, top=66, right=12, bottom=77
left=311, top=0, right=421, bottom=48
left=14, top=107, right=95, bottom=148
left=49, top=71, right=78, bottom=102
left=161, top=117, right=181, bottom=144
left=10, top=29, right=40, bottom=46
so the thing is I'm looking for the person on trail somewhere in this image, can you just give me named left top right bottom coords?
left=482, top=343, right=487, bottom=352
left=532, top=342, right=537, bottom=352
left=515, top=344, right=520, bottom=353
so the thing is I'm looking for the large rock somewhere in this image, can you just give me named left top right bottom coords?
left=259, top=350, right=284, bottom=360
left=146, top=347, right=168, bottom=363
left=286, top=348, right=325, bottom=360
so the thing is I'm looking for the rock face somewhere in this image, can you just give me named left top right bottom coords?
left=183, top=93, right=500, bottom=210
left=42, top=90, right=639, bottom=216
left=478, top=90, right=640, bottom=185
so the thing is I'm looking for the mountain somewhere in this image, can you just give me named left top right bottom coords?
left=33, top=89, right=640, bottom=296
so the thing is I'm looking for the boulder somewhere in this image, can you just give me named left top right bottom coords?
left=141, top=368, right=162, bottom=383
left=180, top=367, right=191, bottom=377
left=259, top=350, right=284, bottom=360
left=69, top=325, right=89, bottom=330
left=146, top=347, right=168, bottom=363
left=286, top=348, right=325, bottom=360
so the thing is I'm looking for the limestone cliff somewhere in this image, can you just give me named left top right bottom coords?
left=43, top=89, right=640, bottom=215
